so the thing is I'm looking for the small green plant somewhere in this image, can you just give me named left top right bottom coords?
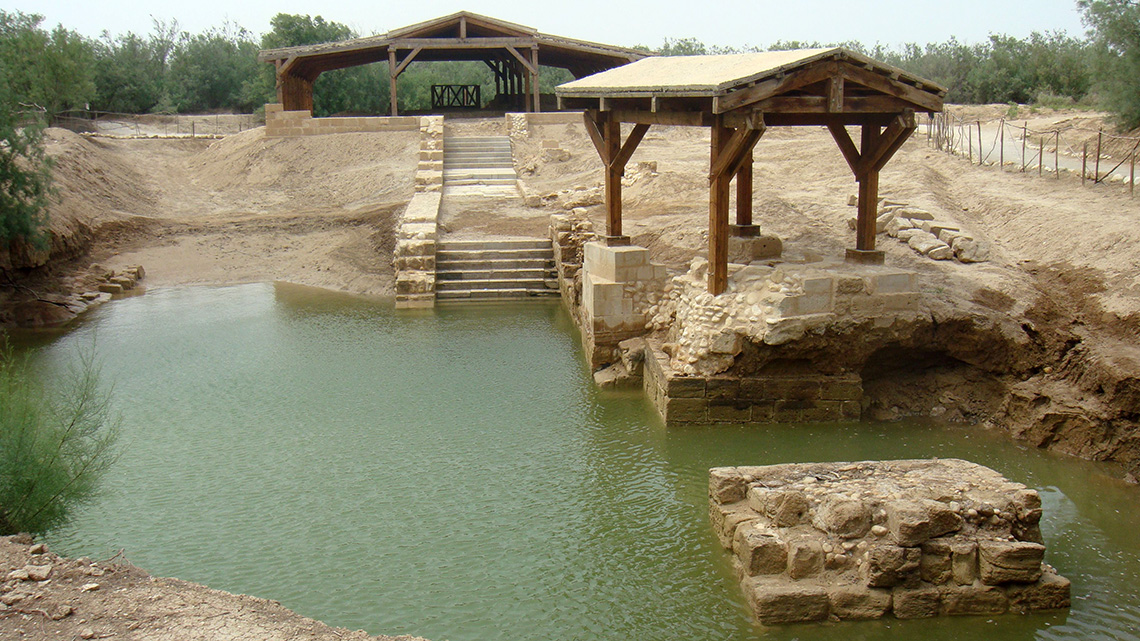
left=1005, top=102, right=1020, bottom=120
left=0, top=342, right=119, bottom=534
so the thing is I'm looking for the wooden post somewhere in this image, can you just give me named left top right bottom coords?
left=1026, top=122, right=1035, bottom=171
left=1132, top=149, right=1136, bottom=198
left=999, top=118, right=1004, bottom=170
left=968, top=124, right=972, bottom=164
left=604, top=116, right=621, bottom=237
left=1055, top=131, right=1059, bottom=179
left=856, top=124, right=882, bottom=251
left=388, top=48, right=398, bottom=116
left=735, top=150, right=754, bottom=230
left=709, top=119, right=732, bottom=295
left=977, top=121, right=983, bottom=164
left=1095, top=130, right=1102, bottom=183
left=1082, top=141, right=1088, bottom=185
left=1039, top=136, right=1044, bottom=176
left=531, top=47, right=541, bottom=113
left=523, top=65, right=533, bottom=112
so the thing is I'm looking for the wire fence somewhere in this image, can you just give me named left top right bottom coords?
left=927, top=110, right=1139, bottom=197
left=51, top=110, right=263, bottom=138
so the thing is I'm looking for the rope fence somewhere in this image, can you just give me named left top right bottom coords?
left=927, top=110, right=1139, bottom=197
left=51, top=110, right=263, bottom=138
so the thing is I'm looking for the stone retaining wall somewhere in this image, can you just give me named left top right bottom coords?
left=264, top=103, right=420, bottom=137
left=642, top=339, right=862, bottom=424
left=709, top=459, right=1070, bottom=625
left=394, top=116, right=445, bottom=309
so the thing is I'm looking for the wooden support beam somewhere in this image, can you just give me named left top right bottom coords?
left=828, top=124, right=861, bottom=174
left=583, top=112, right=652, bottom=241
left=604, top=116, right=622, bottom=238
left=709, top=118, right=733, bottom=295
left=863, top=110, right=916, bottom=172
left=505, top=45, right=537, bottom=75
left=828, top=75, right=844, bottom=112
left=838, top=63, right=942, bottom=113
left=856, top=124, right=881, bottom=251
left=531, top=47, right=541, bottom=113
left=393, top=47, right=422, bottom=76
left=714, top=62, right=837, bottom=113
left=388, top=48, right=398, bottom=116
left=736, top=150, right=754, bottom=227
left=459, top=15, right=467, bottom=39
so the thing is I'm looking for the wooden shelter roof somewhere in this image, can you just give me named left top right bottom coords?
left=557, top=48, right=946, bottom=118
left=257, top=11, right=647, bottom=78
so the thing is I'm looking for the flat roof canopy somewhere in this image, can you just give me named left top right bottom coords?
left=555, top=49, right=945, bottom=294
left=258, top=11, right=648, bottom=115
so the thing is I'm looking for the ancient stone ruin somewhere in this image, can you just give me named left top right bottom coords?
left=708, top=459, right=1070, bottom=625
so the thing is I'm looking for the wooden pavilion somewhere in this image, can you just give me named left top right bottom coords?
left=555, top=48, right=945, bottom=295
left=257, top=11, right=647, bottom=116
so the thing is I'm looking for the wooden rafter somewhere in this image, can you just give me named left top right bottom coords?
left=583, top=111, right=651, bottom=240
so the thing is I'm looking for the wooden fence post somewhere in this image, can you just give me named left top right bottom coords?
left=1095, top=130, right=1102, bottom=183
left=977, top=122, right=983, bottom=163
left=999, top=119, right=1005, bottom=170
left=1021, top=123, right=1027, bottom=172
left=1039, top=136, right=1044, bottom=176
left=1082, top=141, right=1088, bottom=185
left=1131, top=150, right=1136, bottom=198
left=1055, top=131, right=1059, bottom=179
left=968, top=125, right=973, bottom=164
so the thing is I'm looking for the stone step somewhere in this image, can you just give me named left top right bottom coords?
left=443, top=161, right=516, bottom=170
left=443, top=177, right=519, bottom=186
left=438, top=239, right=551, bottom=251
left=436, top=278, right=552, bottom=291
left=437, top=248, right=553, bottom=261
left=436, top=268, right=555, bottom=281
left=444, top=149, right=513, bottom=157
left=436, top=288, right=560, bottom=300
left=435, top=257, right=553, bottom=271
left=444, top=137, right=512, bottom=146
left=444, top=168, right=517, bottom=178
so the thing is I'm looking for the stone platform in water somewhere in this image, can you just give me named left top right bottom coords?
left=708, top=459, right=1070, bottom=625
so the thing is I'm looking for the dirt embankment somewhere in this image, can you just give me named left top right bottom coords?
left=0, top=127, right=420, bottom=327
left=0, top=535, right=426, bottom=641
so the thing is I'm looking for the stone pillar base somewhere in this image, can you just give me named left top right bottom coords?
left=845, top=248, right=886, bottom=265
left=728, top=234, right=783, bottom=263
left=603, top=235, right=631, bottom=247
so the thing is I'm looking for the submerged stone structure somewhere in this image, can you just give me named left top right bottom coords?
left=708, top=459, right=1070, bottom=625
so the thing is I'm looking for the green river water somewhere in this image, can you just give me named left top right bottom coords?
left=11, top=282, right=1140, bottom=640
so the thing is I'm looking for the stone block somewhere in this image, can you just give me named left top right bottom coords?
left=868, top=271, right=915, bottom=294
left=953, top=237, right=991, bottom=263
left=709, top=468, right=747, bottom=504
left=921, top=221, right=960, bottom=236
left=841, top=401, right=861, bottom=419
left=706, top=378, right=740, bottom=399
left=1006, top=569, right=1071, bottom=612
left=920, top=539, right=953, bottom=584
left=743, top=578, right=830, bottom=625
left=708, top=400, right=752, bottom=423
left=98, top=283, right=123, bottom=294
left=814, top=497, right=871, bottom=539
left=727, top=234, right=783, bottom=263
left=663, top=397, right=707, bottom=423
left=750, top=402, right=775, bottom=422
left=772, top=401, right=804, bottom=423
left=899, top=207, right=934, bottom=221
left=766, top=491, right=811, bottom=527
left=787, top=538, right=824, bottom=579
left=820, top=376, right=862, bottom=401
left=829, top=584, right=892, bottom=620
left=892, top=586, right=942, bottom=619
left=942, top=584, right=1008, bottom=615
left=801, top=400, right=842, bottom=422
left=796, top=292, right=833, bottom=315
left=666, top=376, right=706, bottom=398
left=734, top=523, right=788, bottom=576
left=886, top=499, right=962, bottom=546
left=927, top=245, right=954, bottom=260
left=709, top=331, right=742, bottom=355
left=863, top=545, right=921, bottom=588
left=951, top=541, right=977, bottom=585
left=908, top=231, right=944, bottom=255
left=714, top=507, right=765, bottom=549
left=978, top=541, right=1044, bottom=585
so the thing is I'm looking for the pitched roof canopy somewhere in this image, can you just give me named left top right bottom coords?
left=557, top=48, right=945, bottom=119
left=258, top=11, right=647, bottom=80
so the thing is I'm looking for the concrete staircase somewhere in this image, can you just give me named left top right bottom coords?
left=435, top=238, right=559, bottom=301
left=443, top=136, right=518, bottom=187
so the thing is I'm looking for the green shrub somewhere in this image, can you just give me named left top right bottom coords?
left=0, top=343, right=119, bottom=534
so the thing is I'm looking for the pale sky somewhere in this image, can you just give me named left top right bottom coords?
left=5, top=0, right=1087, bottom=49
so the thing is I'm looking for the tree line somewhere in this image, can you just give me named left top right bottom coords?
left=0, top=4, right=1138, bottom=128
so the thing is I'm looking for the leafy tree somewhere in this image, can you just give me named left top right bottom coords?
left=0, top=72, right=52, bottom=249
left=0, top=11, right=95, bottom=118
left=165, top=24, right=261, bottom=113
left=0, top=344, right=119, bottom=534
left=1079, top=0, right=1140, bottom=128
